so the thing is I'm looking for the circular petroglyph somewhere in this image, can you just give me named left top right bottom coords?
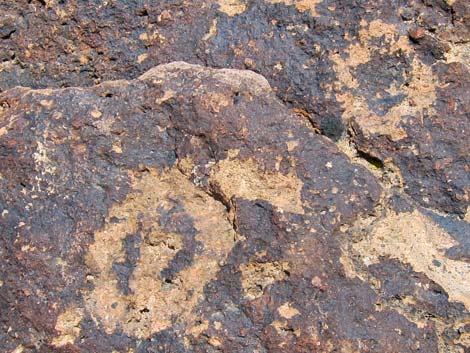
left=84, top=167, right=237, bottom=338
left=83, top=152, right=306, bottom=338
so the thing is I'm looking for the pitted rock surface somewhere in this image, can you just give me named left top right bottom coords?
left=1, top=0, right=470, bottom=352
left=1, top=62, right=469, bottom=352
left=1, top=0, right=469, bottom=216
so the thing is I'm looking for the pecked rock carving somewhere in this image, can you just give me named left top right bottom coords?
left=1, top=61, right=469, bottom=352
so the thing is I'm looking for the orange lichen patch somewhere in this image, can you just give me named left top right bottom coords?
left=350, top=210, right=470, bottom=311
left=210, top=156, right=304, bottom=214
left=239, top=261, right=290, bottom=299
left=278, top=302, right=300, bottom=319
left=265, top=0, right=322, bottom=16
left=85, top=167, right=237, bottom=338
left=51, top=305, right=84, bottom=347
left=217, top=0, right=246, bottom=16
left=332, top=20, right=437, bottom=141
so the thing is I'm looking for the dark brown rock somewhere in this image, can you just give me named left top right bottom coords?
left=1, top=0, right=468, bottom=216
left=1, top=0, right=470, bottom=351
left=2, top=63, right=468, bottom=352
left=408, top=26, right=425, bottom=41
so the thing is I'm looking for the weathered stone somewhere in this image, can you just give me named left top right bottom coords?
left=1, top=0, right=468, bottom=216
left=1, top=0, right=470, bottom=351
left=1, top=63, right=467, bottom=352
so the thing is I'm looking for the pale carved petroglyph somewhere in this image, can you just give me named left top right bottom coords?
left=332, top=20, right=438, bottom=141
left=84, top=154, right=305, bottom=338
left=85, top=167, right=237, bottom=338
left=345, top=209, right=470, bottom=311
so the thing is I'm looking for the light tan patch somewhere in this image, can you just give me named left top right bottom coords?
left=227, top=149, right=240, bottom=158
left=155, top=89, right=176, bottom=105
left=332, top=20, right=437, bottom=141
left=52, top=305, right=84, bottom=347
left=11, top=345, right=24, bottom=353
left=217, top=0, right=246, bottom=16
left=203, top=19, right=218, bottom=41
left=187, top=320, right=209, bottom=338
left=265, top=0, right=322, bottom=16
left=85, top=167, right=236, bottom=338
left=271, top=320, right=302, bottom=337
left=208, top=337, right=222, bottom=347
left=278, top=302, right=300, bottom=319
left=112, top=141, right=123, bottom=154
left=94, top=114, right=116, bottom=135
left=90, top=109, right=102, bottom=119
left=33, top=141, right=56, bottom=176
left=176, top=156, right=195, bottom=176
left=139, top=62, right=271, bottom=97
left=201, top=91, right=232, bottom=114
left=446, top=42, right=470, bottom=68
left=137, top=53, right=148, bottom=64
left=210, top=158, right=304, bottom=214
left=40, top=99, right=54, bottom=108
left=464, top=206, right=470, bottom=223
left=286, top=140, right=299, bottom=152
left=79, top=54, right=89, bottom=65
left=0, top=126, right=7, bottom=137
left=339, top=250, right=363, bottom=280
left=239, top=261, right=289, bottom=299
left=351, top=210, right=470, bottom=310
left=455, top=320, right=470, bottom=348
left=336, top=134, right=403, bottom=189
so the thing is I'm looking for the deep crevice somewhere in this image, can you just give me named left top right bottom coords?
left=356, top=149, right=385, bottom=170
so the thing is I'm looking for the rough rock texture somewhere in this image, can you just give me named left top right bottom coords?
left=1, top=0, right=469, bottom=216
left=0, top=61, right=468, bottom=353
left=0, top=1, right=469, bottom=352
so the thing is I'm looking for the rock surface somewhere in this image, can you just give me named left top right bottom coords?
left=0, top=61, right=468, bottom=353
left=0, top=1, right=469, bottom=352
left=1, top=0, right=469, bottom=216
